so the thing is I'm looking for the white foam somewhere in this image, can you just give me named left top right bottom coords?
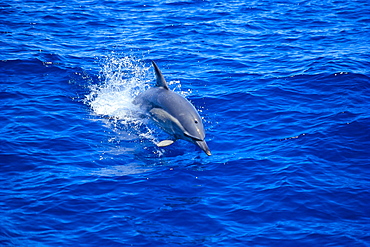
left=84, top=54, right=156, bottom=142
left=84, top=55, right=150, bottom=120
left=83, top=54, right=189, bottom=154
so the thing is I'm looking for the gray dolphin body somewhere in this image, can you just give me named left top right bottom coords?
left=133, top=61, right=211, bottom=156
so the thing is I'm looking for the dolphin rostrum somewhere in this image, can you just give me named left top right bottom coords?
left=133, top=61, right=211, bottom=156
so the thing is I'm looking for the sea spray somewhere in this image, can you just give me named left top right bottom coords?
left=85, top=55, right=149, bottom=119
left=84, top=54, right=188, bottom=154
left=83, top=55, right=154, bottom=145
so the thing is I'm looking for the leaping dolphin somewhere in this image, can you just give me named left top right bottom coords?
left=133, top=61, right=211, bottom=156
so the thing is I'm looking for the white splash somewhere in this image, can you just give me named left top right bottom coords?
left=84, top=54, right=157, bottom=143
left=83, top=54, right=189, bottom=154
left=84, top=55, right=150, bottom=121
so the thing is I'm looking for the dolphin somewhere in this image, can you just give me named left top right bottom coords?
left=133, top=61, right=211, bottom=156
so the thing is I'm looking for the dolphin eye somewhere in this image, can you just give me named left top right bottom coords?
left=194, top=119, right=199, bottom=124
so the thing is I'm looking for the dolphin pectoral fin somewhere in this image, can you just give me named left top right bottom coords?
left=157, top=140, right=175, bottom=147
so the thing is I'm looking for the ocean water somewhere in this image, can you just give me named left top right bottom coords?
left=1, top=0, right=370, bottom=246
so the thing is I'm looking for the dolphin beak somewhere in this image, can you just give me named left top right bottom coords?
left=195, top=140, right=212, bottom=156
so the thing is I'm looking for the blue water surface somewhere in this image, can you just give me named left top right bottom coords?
left=1, top=0, right=370, bottom=246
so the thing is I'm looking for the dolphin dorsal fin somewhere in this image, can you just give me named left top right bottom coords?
left=152, top=61, right=169, bottom=90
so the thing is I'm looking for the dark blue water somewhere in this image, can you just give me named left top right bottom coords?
left=1, top=0, right=370, bottom=246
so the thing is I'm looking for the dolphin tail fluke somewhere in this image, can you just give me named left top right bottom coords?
left=195, top=140, right=212, bottom=156
left=152, top=61, right=169, bottom=90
